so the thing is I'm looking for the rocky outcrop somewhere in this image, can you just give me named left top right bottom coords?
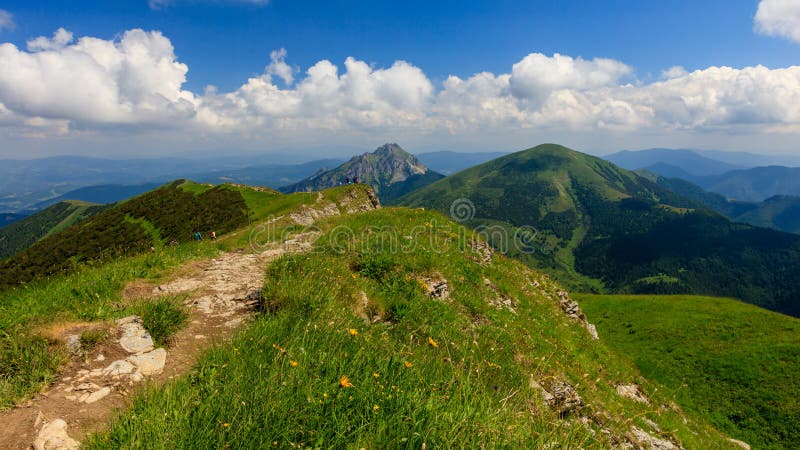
left=630, top=426, right=684, bottom=450
left=530, top=377, right=583, bottom=416
left=616, top=384, right=650, bottom=404
left=557, top=290, right=599, bottom=340
left=281, top=143, right=443, bottom=201
left=420, top=274, right=451, bottom=300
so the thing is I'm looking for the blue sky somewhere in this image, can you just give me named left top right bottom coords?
left=0, top=0, right=799, bottom=158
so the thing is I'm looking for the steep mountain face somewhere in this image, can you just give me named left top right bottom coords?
left=280, top=144, right=444, bottom=203
left=0, top=200, right=108, bottom=259
left=399, top=144, right=800, bottom=317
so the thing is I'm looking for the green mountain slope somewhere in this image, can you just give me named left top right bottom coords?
left=0, top=201, right=108, bottom=259
left=281, top=143, right=445, bottom=203
left=398, top=143, right=800, bottom=317
left=579, top=294, right=800, bottom=449
left=656, top=176, right=800, bottom=234
left=84, top=208, right=735, bottom=448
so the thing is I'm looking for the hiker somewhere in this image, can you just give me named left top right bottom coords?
left=209, top=231, right=217, bottom=240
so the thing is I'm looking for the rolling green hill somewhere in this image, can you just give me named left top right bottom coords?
left=0, top=201, right=109, bottom=259
left=398, top=143, right=800, bottom=317
left=579, top=294, right=800, bottom=449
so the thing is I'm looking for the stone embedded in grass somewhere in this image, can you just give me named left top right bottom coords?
left=33, top=418, right=79, bottom=450
left=631, top=426, right=683, bottom=449
left=128, top=348, right=167, bottom=376
left=615, top=384, right=650, bottom=405
left=117, top=316, right=155, bottom=354
left=420, top=274, right=450, bottom=300
left=530, top=376, right=583, bottom=416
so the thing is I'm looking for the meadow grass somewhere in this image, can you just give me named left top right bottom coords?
left=87, top=208, right=736, bottom=448
left=578, top=294, right=800, bottom=449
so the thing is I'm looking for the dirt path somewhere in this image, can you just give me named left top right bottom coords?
left=0, top=236, right=315, bottom=450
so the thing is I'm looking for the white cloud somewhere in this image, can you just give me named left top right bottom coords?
left=755, top=0, right=800, bottom=43
left=265, top=48, right=294, bottom=85
left=2, top=27, right=800, bottom=152
left=0, top=10, right=14, bottom=31
left=27, top=28, right=74, bottom=51
left=509, top=53, right=632, bottom=103
left=0, top=28, right=196, bottom=128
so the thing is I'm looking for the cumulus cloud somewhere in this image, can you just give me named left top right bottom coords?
left=27, top=28, right=74, bottom=51
left=265, top=48, right=294, bottom=85
left=0, top=10, right=14, bottom=31
left=0, top=28, right=196, bottom=128
left=755, top=0, right=800, bottom=43
left=509, top=53, right=632, bottom=103
left=2, top=27, right=800, bottom=145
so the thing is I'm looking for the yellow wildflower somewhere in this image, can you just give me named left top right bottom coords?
left=404, top=361, right=413, bottom=368
left=289, top=360, right=299, bottom=367
left=222, top=423, right=230, bottom=428
left=373, top=404, right=380, bottom=412
left=373, top=372, right=380, bottom=378
left=348, top=328, right=359, bottom=336
left=340, top=375, right=354, bottom=388
left=427, top=336, right=439, bottom=348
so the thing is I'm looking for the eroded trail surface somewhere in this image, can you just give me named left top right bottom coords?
left=0, top=238, right=314, bottom=450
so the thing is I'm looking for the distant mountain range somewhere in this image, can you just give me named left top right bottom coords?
left=416, top=151, right=510, bottom=175
left=605, top=148, right=744, bottom=176
left=281, top=143, right=445, bottom=203
left=400, top=143, right=800, bottom=317
left=605, top=148, right=800, bottom=202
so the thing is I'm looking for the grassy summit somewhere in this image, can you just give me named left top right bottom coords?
left=399, top=143, right=800, bottom=317
left=86, top=207, right=735, bottom=448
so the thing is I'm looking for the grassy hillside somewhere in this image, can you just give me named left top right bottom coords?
left=0, top=180, right=249, bottom=289
left=0, top=200, right=108, bottom=259
left=86, top=207, right=736, bottom=448
left=579, top=294, right=800, bottom=449
left=399, top=144, right=800, bottom=317
left=0, top=183, right=377, bottom=409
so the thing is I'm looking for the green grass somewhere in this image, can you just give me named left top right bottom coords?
left=133, top=297, right=188, bottom=347
left=578, top=294, right=800, bottom=449
left=87, top=208, right=735, bottom=449
left=0, top=241, right=220, bottom=409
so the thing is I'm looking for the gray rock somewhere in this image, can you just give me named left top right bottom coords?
left=616, top=384, right=650, bottom=404
left=33, top=419, right=79, bottom=450
left=102, top=360, right=137, bottom=378
left=631, top=426, right=683, bottom=449
left=83, top=387, right=111, bottom=404
left=128, top=348, right=167, bottom=376
left=118, top=317, right=154, bottom=354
